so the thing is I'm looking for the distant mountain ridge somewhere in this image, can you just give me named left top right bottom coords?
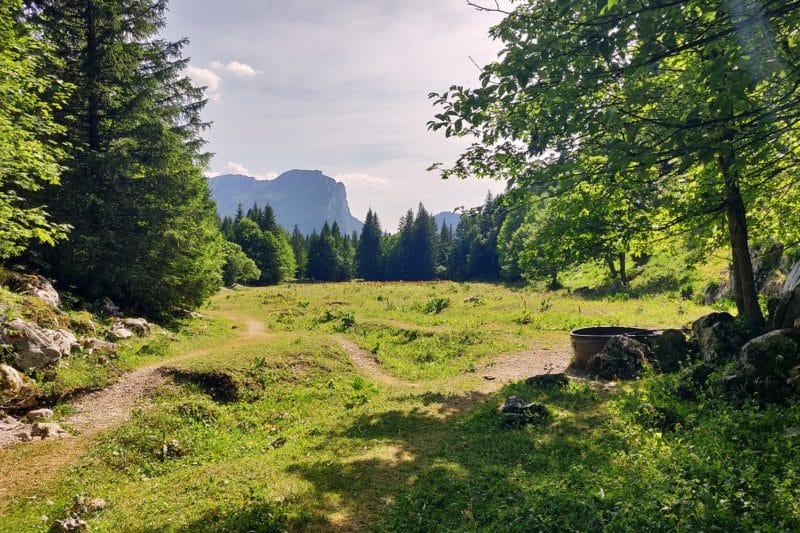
left=208, top=170, right=363, bottom=235
left=434, top=211, right=461, bottom=230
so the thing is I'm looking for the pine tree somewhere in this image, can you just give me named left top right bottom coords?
left=356, top=209, right=384, bottom=281
left=32, top=0, right=224, bottom=316
left=290, top=225, right=307, bottom=279
left=409, top=204, right=436, bottom=281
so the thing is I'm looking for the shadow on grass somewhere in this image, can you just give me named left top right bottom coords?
left=272, top=381, right=619, bottom=531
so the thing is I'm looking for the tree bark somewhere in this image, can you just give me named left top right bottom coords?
left=618, top=252, right=628, bottom=286
left=718, top=154, right=765, bottom=328
left=605, top=254, right=618, bottom=280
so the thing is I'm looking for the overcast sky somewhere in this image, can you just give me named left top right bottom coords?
left=162, top=0, right=509, bottom=229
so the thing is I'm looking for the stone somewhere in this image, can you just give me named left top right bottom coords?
left=0, top=415, right=22, bottom=431
left=691, top=312, right=734, bottom=339
left=648, top=329, right=690, bottom=373
left=0, top=364, right=38, bottom=408
left=99, top=298, right=121, bottom=317
left=752, top=241, right=784, bottom=293
left=31, top=422, right=67, bottom=440
left=737, top=329, right=800, bottom=384
left=1, top=318, right=75, bottom=370
left=691, top=312, right=742, bottom=363
left=118, top=318, right=151, bottom=337
left=15, top=430, right=33, bottom=442
left=80, top=337, right=118, bottom=354
left=26, top=408, right=54, bottom=422
left=49, top=517, right=87, bottom=532
left=772, top=285, right=800, bottom=330
left=71, top=496, right=107, bottom=515
left=525, top=373, right=569, bottom=388
left=106, top=326, right=133, bottom=341
left=587, top=335, right=649, bottom=380
left=499, top=396, right=551, bottom=427
left=6, top=272, right=60, bottom=309
left=784, top=261, right=800, bottom=294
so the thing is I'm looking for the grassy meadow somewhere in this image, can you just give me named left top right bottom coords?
left=3, top=281, right=799, bottom=531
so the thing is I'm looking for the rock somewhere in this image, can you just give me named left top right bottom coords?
left=735, top=329, right=800, bottom=390
left=6, top=272, right=61, bottom=309
left=752, top=241, right=784, bottom=293
left=691, top=312, right=735, bottom=338
left=49, top=517, right=87, bottom=532
left=648, top=329, right=690, bottom=373
left=71, top=496, right=107, bottom=515
left=587, top=335, right=649, bottom=380
left=31, top=422, right=67, bottom=440
left=26, top=408, right=54, bottom=422
left=691, top=312, right=742, bottom=363
left=784, top=261, right=800, bottom=294
left=0, top=364, right=38, bottom=408
left=99, top=298, right=121, bottom=317
left=118, top=318, right=151, bottom=337
left=106, top=326, right=133, bottom=341
left=0, top=415, right=22, bottom=431
left=772, top=285, right=800, bottom=330
left=499, top=396, right=551, bottom=427
left=1, top=318, right=75, bottom=370
left=525, top=373, right=570, bottom=388
left=80, top=337, right=117, bottom=354
left=15, top=430, right=33, bottom=442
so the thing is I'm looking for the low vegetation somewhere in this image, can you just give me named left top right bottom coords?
left=8, top=280, right=798, bottom=531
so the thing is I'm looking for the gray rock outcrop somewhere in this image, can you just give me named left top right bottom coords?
left=1, top=318, right=76, bottom=369
left=587, top=335, right=649, bottom=379
left=0, top=364, right=38, bottom=408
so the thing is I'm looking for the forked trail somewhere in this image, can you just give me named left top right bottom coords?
left=0, top=307, right=570, bottom=508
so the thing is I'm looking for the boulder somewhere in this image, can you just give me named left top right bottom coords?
left=31, top=422, right=67, bottom=440
left=752, top=241, right=784, bottom=293
left=772, top=285, right=800, bottom=330
left=648, top=329, right=690, bottom=373
left=6, top=273, right=60, bottom=309
left=499, top=396, right=551, bottom=427
left=525, top=373, right=569, bottom=388
left=784, top=261, right=800, bottom=293
left=106, top=326, right=133, bottom=341
left=2, top=318, right=76, bottom=370
left=118, top=318, right=151, bottom=337
left=26, top=408, right=54, bottom=422
left=0, top=364, right=38, bottom=408
left=586, top=335, right=649, bottom=380
left=99, top=297, right=122, bottom=317
left=49, top=518, right=87, bottom=532
left=80, top=337, right=118, bottom=355
left=71, top=496, right=107, bottom=515
left=736, top=329, right=800, bottom=387
left=0, top=415, right=22, bottom=431
left=691, top=312, right=741, bottom=363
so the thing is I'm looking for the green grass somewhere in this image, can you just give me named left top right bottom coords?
left=4, top=281, right=792, bottom=532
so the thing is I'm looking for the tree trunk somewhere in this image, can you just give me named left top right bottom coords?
left=605, top=255, right=618, bottom=280
left=618, top=253, right=628, bottom=286
left=718, top=154, right=765, bottom=328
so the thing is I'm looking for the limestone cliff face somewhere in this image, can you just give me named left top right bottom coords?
left=208, top=170, right=363, bottom=235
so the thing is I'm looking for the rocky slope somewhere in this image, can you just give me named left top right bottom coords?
left=208, top=170, right=363, bottom=235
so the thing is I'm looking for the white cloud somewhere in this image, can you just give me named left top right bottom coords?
left=208, top=162, right=277, bottom=181
left=186, top=65, right=222, bottom=102
left=211, top=60, right=260, bottom=77
left=334, top=173, right=389, bottom=189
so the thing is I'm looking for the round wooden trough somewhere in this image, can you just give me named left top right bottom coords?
left=569, top=326, right=657, bottom=367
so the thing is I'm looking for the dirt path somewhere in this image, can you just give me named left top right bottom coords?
left=335, top=336, right=572, bottom=393
left=335, top=338, right=418, bottom=388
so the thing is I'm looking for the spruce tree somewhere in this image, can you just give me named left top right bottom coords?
left=356, top=209, right=384, bottom=281
left=409, top=204, right=436, bottom=281
left=32, top=0, right=224, bottom=316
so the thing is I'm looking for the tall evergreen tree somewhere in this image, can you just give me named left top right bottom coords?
left=409, top=204, right=436, bottom=281
left=356, top=209, right=384, bottom=281
left=32, top=0, right=224, bottom=316
left=290, top=225, right=307, bottom=279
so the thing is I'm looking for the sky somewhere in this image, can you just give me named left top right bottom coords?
left=162, top=0, right=510, bottom=229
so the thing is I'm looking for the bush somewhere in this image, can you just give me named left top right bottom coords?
left=422, top=297, right=450, bottom=314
